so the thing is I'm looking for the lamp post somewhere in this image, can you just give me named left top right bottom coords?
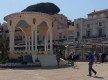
left=65, top=45, right=69, bottom=57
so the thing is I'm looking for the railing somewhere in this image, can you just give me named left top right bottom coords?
left=83, top=35, right=106, bottom=39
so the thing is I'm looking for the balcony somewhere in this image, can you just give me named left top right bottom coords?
left=98, top=34, right=106, bottom=37
left=14, top=39, right=23, bottom=41
left=83, top=34, right=106, bottom=39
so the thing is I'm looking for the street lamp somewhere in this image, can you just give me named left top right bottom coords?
left=65, top=45, right=69, bottom=57
left=65, top=42, right=74, bottom=57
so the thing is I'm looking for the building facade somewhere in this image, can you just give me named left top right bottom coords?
left=67, top=25, right=74, bottom=43
left=75, top=9, right=108, bottom=43
left=74, top=9, right=108, bottom=56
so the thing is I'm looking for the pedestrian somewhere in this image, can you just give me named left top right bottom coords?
left=94, top=51, right=99, bottom=63
left=99, top=52, right=102, bottom=63
left=101, top=52, right=106, bottom=63
left=56, top=53, right=61, bottom=68
left=73, top=52, right=76, bottom=66
left=93, top=51, right=97, bottom=63
left=69, top=53, right=75, bottom=67
left=87, top=51, right=97, bottom=76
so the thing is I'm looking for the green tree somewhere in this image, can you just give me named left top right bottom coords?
left=67, top=20, right=74, bottom=27
left=22, top=2, right=60, bottom=15
left=58, top=45, right=66, bottom=50
left=0, top=37, right=9, bottom=60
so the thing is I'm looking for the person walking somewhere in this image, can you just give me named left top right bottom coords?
left=99, top=52, right=102, bottom=63
left=88, top=51, right=97, bottom=76
left=101, top=52, right=106, bottom=63
left=56, top=53, right=61, bottom=68
left=68, top=53, right=75, bottom=67
left=93, top=51, right=96, bottom=63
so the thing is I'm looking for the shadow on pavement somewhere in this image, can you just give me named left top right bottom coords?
left=0, top=65, right=73, bottom=70
left=72, top=67, right=79, bottom=69
left=93, top=76, right=104, bottom=79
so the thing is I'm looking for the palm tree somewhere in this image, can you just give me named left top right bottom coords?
left=0, top=37, right=9, bottom=60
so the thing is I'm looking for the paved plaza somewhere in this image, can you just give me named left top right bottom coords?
left=0, top=62, right=107, bottom=80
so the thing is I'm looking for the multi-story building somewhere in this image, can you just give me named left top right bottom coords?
left=52, top=14, right=68, bottom=45
left=75, top=9, right=108, bottom=43
left=67, top=25, right=74, bottom=43
left=74, top=9, right=108, bottom=53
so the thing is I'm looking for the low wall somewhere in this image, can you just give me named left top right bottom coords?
left=8, top=54, right=68, bottom=67
left=32, top=55, right=57, bottom=67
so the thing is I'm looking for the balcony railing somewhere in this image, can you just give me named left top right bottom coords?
left=83, top=35, right=106, bottom=39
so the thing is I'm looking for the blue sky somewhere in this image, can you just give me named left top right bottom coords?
left=0, top=0, right=108, bottom=23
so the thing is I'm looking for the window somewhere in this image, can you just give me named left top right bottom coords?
left=75, top=38, right=78, bottom=41
left=37, top=30, right=40, bottom=33
left=63, top=35, right=65, bottom=38
left=37, top=35, right=39, bottom=41
left=76, top=24, right=79, bottom=29
left=98, top=28, right=102, bottom=36
left=86, top=31, right=90, bottom=37
left=99, top=22, right=102, bottom=26
left=33, top=18, right=36, bottom=24
left=77, top=32, right=80, bottom=37
left=87, top=24, right=90, bottom=28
